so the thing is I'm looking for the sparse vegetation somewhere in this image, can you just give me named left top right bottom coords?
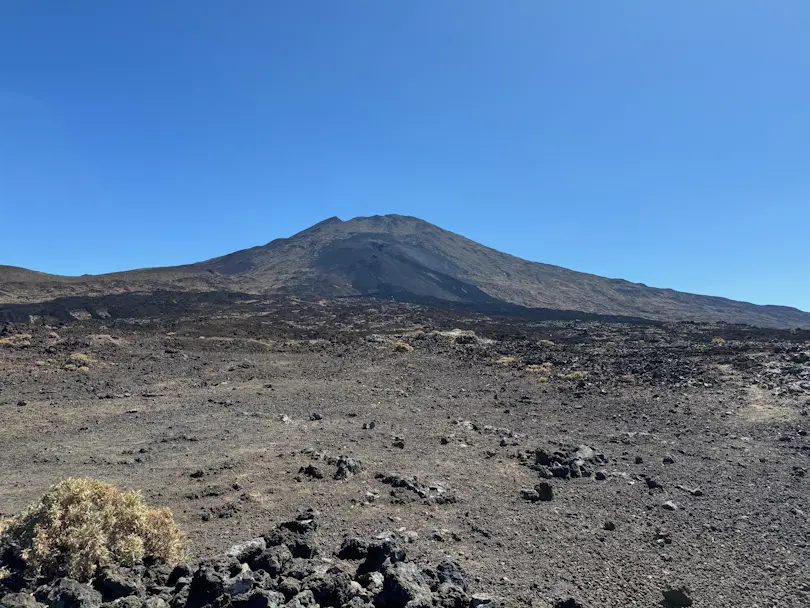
left=711, top=336, right=726, bottom=346
left=0, top=477, right=184, bottom=581
left=68, top=352, right=92, bottom=365
left=0, top=333, right=32, bottom=348
left=526, top=362, right=554, bottom=374
left=538, top=339, right=555, bottom=346
left=559, top=370, right=587, bottom=380
left=394, top=339, right=413, bottom=352
left=494, top=356, right=516, bottom=365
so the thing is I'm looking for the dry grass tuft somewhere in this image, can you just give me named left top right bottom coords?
left=559, top=371, right=587, bottom=380
left=0, top=334, right=33, bottom=348
left=68, top=352, right=93, bottom=365
left=538, top=339, right=555, bottom=347
left=0, top=477, right=184, bottom=581
left=711, top=336, right=727, bottom=346
left=526, top=362, right=554, bottom=374
left=494, top=356, right=516, bottom=365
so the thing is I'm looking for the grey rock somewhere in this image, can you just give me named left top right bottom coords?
left=184, top=568, right=224, bottom=608
left=165, top=565, right=192, bottom=589
left=141, top=598, right=168, bottom=608
left=251, top=545, right=293, bottom=577
left=535, top=482, right=553, bottom=501
left=662, top=501, right=678, bottom=511
left=36, top=579, right=103, bottom=608
left=470, top=594, right=498, bottom=607
left=299, top=465, right=323, bottom=480
left=377, top=562, right=433, bottom=608
left=231, top=590, right=286, bottom=608
left=336, top=537, right=369, bottom=561
left=223, top=564, right=255, bottom=597
left=226, top=538, right=267, bottom=564
left=0, top=593, right=45, bottom=608
left=550, top=465, right=570, bottom=479
left=334, top=456, right=363, bottom=480
left=594, top=470, right=607, bottom=481
left=436, top=559, right=466, bottom=591
left=93, top=566, right=145, bottom=601
left=285, top=589, right=316, bottom=608
left=277, top=578, right=301, bottom=601
left=103, top=597, right=140, bottom=608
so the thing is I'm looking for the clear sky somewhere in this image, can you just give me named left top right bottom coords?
left=1, top=2, right=808, bottom=310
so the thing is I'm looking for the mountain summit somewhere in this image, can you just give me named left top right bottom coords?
left=2, top=214, right=808, bottom=327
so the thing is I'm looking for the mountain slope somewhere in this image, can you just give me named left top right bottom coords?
left=2, top=215, right=808, bottom=327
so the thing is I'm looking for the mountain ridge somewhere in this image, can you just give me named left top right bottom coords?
left=2, top=214, right=808, bottom=328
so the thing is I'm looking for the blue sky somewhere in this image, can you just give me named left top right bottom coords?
left=1, top=2, right=808, bottom=310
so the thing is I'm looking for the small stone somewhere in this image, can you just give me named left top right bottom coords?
left=603, top=520, right=616, bottom=531
left=309, top=412, right=322, bottom=421
left=646, top=477, right=664, bottom=490
left=535, top=481, right=553, bottom=501
left=470, top=594, right=497, bottom=607
left=634, top=456, right=643, bottom=464
left=16, top=401, right=26, bottom=407
left=392, top=437, right=405, bottom=449
left=662, top=501, right=678, bottom=511
left=663, top=456, right=676, bottom=464
left=595, top=470, right=607, bottom=481
left=299, top=464, right=323, bottom=479
left=662, top=585, right=693, bottom=606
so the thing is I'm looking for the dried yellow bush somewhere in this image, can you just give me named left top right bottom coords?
left=0, top=478, right=184, bottom=581
left=394, top=339, right=413, bottom=352
left=711, top=336, right=726, bottom=346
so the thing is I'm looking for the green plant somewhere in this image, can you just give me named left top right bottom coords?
left=0, top=478, right=184, bottom=581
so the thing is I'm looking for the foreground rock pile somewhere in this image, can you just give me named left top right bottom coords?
left=0, top=509, right=494, bottom=608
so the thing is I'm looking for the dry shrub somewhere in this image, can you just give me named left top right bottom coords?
left=526, top=362, right=554, bottom=374
left=68, top=352, right=92, bottom=365
left=538, top=339, right=555, bottom=347
left=559, top=371, right=587, bottom=380
left=711, top=336, right=726, bottom=346
left=0, top=478, right=184, bottom=581
left=394, top=339, right=413, bottom=353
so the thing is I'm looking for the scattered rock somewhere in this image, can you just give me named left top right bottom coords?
left=661, top=501, right=678, bottom=511
left=334, top=456, right=362, bottom=480
left=603, top=521, right=616, bottom=531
